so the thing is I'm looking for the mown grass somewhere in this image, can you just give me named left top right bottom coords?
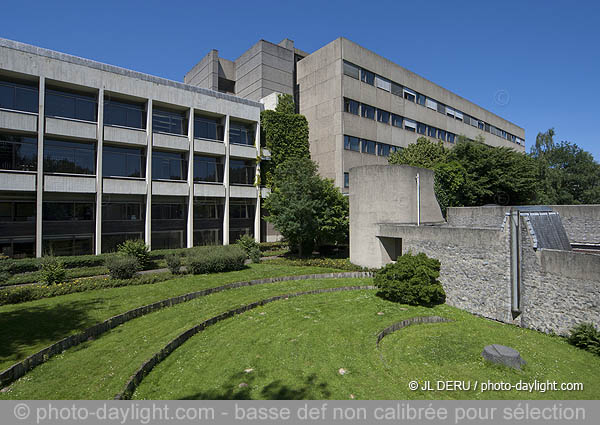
left=131, top=291, right=600, bottom=400
left=0, top=263, right=346, bottom=371
left=0, top=278, right=371, bottom=400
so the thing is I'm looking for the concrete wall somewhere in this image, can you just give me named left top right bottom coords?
left=447, top=205, right=600, bottom=243
left=349, top=165, right=444, bottom=268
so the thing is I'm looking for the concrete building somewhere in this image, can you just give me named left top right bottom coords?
left=187, top=37, right=525, bottom=191
left=0, top=38, right=269, bottom=258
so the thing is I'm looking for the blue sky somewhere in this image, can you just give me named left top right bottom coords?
left=2, top=0, right=599, bottom=160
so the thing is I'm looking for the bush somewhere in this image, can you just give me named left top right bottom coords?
left=39, top=256, right=67, bottom=285
left=568, top=323, right=600, bottom=356
left=263, top=257, right=369, bottom=272
left=186, top=245, right=246, bottom=275
left=374, top=252, right=446, bottom=306
left=0, top=271, right=10, bottom=285
left=236, top=235, right=261, bottom=263
left=105, top=256, right=140, bottom=280
left=118, top=239, right=152, bottom=270
left=165, top=253, right=183, bottom=275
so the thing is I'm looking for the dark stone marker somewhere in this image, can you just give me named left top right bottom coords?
left=482, top=344, right=526, bottom=370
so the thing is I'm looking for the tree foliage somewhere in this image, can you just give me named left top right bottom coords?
left=264, top=158, right=348, bottom=256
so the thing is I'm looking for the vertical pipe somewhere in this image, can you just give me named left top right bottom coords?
left=416, top=173, right=421, bottom=226
left=254, top=121, right=261, bottom=243
left=510, top=210, right=522, bottom=317
left=35, top=77, right=45, bottom=258
left=95, top=88, right=104, bottom=255
left=187, top=107, right=194, bottom=248
left=223, top=115, right=230, bottom=245
left=145, top=99, right=153, bottom=249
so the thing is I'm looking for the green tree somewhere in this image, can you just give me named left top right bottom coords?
left=530, top=128, right=600, bottom=204
left=264, top=158, right=348, bottom=257
left=274, top=93, right=296, bottom=115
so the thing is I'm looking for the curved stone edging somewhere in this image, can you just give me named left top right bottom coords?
left=0, top=272, right=373, bottom=388
left=115, top=285, right=376, bottom=400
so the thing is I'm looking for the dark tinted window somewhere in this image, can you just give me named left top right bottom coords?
left=152, top=204, right=185, bottom=220
left=229, top=122, right=254, bottom=145
left=0, top=133, right=37, bottom=171
left=229, top=159, right=255, bottom=185
left=0, top=79, right=38, bottom=113
left=377, top=143, right=391, bottom=157
left=43, top=202, right=94, bottom=221
left=42, top=236, right=93, bottom=256
left=0, top=202, right=35, bottom=222
left=104, top=99, right=145, bottom=129
left=194, top=116, right=223, bottom=140
left=417, top=93, right=426, bottom=106
left=344, top=98, right=359, bottom=115
left=343, top=61, right=360, bottom=79
left=103, top=145, right=144, bottom=178
left=417, top=122, right=426, bottom=135
left=361, top=104, right=375, bottom=120
left=152, top=108, right=186, bottom=135
left=360, top=69, right=375, bottom=85
left=103, top=203, right=142, bottom=221
left=391, top=82, right=403, bottom=97
left=427, top=126, right=437, bottom=138
left=344, top=173, right=349, bottom=188
left=45, top=88, right=96, bottom=121
left=344, top=135, right=360, bottom=152
left=361, top=139, right=376, bottom=154
left=194, top=201, right=223, bottom=220
left=391, top=114, right=403, bottom=128
left=230, top=202, right=255, bottom=219
left=194, top=155, right=223, bottom=183
left=152, top=151, right=187, bottom=180
left=44, top=139, right=95, bottom=174
left=377, top=109, right=390, bottom=124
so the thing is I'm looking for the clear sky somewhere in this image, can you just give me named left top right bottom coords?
left=2, top=0, right=599, bottom=160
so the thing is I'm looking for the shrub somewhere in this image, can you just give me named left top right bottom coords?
left=236, top=235, right=261, bottom=263
left=118, top=239, right=152, bottom=270
left=105, top=255, right=140, bottom=280
left=39, top=256, right=67, bottom=285
left=374, top=252, right=446, bottom=306
left=165, top=253, right=183, bottom=275
left=186, top=245, right=246, bottom=275
left=568, top=323, right=600, bottom=356
left=0, top=271, right=10, bottom=285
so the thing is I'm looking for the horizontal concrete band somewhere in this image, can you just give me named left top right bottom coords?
left=115, top=285, right=376, bottom=400
left=0, top=272, right=373, bottom=388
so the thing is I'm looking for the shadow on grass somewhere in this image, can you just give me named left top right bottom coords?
left=0, top=299, right=102, bottom=365
left=181, top=372, right=331, bottom=400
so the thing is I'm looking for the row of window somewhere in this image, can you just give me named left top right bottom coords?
left=0, top=78, right=254, bottom=143
left=0, top=200, right=255, bottom=222
left=344, top=98, right=457, bottom=143
left=343, top=61, right=524, bottom=146
left=0, top=134, right=255, bottom=184
left=343, top=135, right=403, bottom=157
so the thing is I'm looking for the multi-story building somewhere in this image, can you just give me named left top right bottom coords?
left=0, top=38, right=267, bottom=258
left=187, top=37, right=525, bottom=192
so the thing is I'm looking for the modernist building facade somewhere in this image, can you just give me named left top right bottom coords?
left=0, top=38, right=267, bottom=258
left=187, top=38, right=525, bottom=192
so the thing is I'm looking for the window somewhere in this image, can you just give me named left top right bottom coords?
left=455, top=110, right=463, bottom=121
left=194, top=229, right=221, bottom=246
left=391, top=114, right=403, bottom=128
left=194, top=200, right=223, bottom=220
left=417, top=93, right=426, bottom=106
left=152, top=151, right=187, bottom=180
left=447, top=132, right=455, bottom=143
left=344, top=98, right=359, bottom=115
left=45, top=88, right=96, bottom=122
left=103, top=145, right=144, bottom=178
left=344, top=172, right=349, bottom=188
left=375, top=76, right=391, bottom=91
left=344, top=135, right=360, bottom=152
left=194, top=155, right=223, bottom=183
left=438, top=130, right=446, bottom=141
left=42, top=236, right=93, bottom=256
left=470, top=116, right=478, bottom=128
left=343, top=61, right=360, bottom=79
left=102, top=203, right=142, bottom=221
left=417, top=122, right=426, bottom=135
left=0, top=238, right=35, bottom=258
left=230, top=159, right=255, bottom=185
left=427, top=126, right=437, bottom=138
left=229, top=122, right=254, bottom=145
left=390, top=146, right=402, bottom=154
left=151, top=230, right=183, bottom=249
left=152, top=108, right=186, bottom=135
left=43, top=202, right=94, bottom=221
left=0, top=133, right=37, bottom=171
left=391, top=82, right=403, bottom=97
left=377, top=109, right=390, bottom=124
left=101, top=233, right=143, bottom=253
left=0, top=79, right=38, bottom=113
left=377, top=143, right=391, bottom=157
left=230, top=228, right=253, bottom=243
left=426, top=98, right=438, bottom=110
left=361, top=139, right=376, bottom=154
left=404, top=119, right=417, bottom=131
left=478, top=120, right=485, bottom=130
left=104, top=99, right=145, bottom=129
left=218, top=77, right=235, bottom=94
left=152, top=204, right=185, bottom=220
left=437, top=102, right=445, bottom=114
left=502, top=130, right=507, bottom=139
left=0, top=202, right=35, bottom=222
left=230, top=201, right=255, bottom=219
left=446, top=106, right=455, bottom=117
left=44, top=139, right=95, bottom=175
left=403, top=88, right=416, bottom=102
left=360, top=103, right=375, bottom=120
left=194, top=115, right=224, bottom=141
left=360, top=69, right=375, bottom=85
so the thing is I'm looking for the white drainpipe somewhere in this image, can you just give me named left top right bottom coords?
left=416, top=173, right=421, bottom=226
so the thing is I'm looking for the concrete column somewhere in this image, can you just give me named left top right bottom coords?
left=223, top=115, right=230, bottom=245
left=145, top=99, right=153, bottom=248
left=95, top=88, right=104, bottom=255
left=254, top=121, right=261, bottom=243
left=187, top=107, right=194, bottom=248
left=35, top=77, right=45, bottom=258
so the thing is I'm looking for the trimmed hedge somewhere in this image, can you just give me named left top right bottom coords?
left=105, top=256, right=140, bottom=280
left=263, top=257, right=370, bottom=272
left=187, top=245, right=246, bottom=275
left=374, top=252, right=446, bottom=306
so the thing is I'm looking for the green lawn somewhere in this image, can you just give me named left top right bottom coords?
left=0, top=263, right=345, bottom=371
left=130, top=291, right=600, bottom=400
left=0, top=278, right=371, bottom=400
